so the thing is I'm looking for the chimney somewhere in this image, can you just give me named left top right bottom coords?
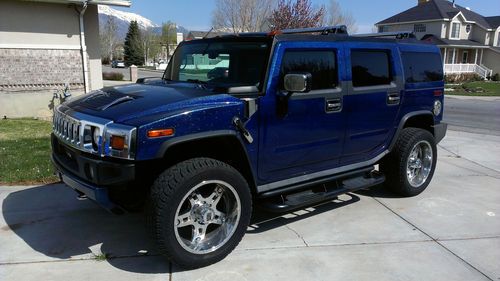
left=418, top=0, right=430, bottom=5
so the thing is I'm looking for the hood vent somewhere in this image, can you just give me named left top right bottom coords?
left=80, top=90, right=138, bottom=111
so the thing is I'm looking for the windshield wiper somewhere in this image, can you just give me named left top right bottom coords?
left=187, top=79, right=208, bottom=84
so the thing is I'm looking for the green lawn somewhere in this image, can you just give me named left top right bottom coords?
left=445, top=81, right=500, bottom=96
left=0, top=119, right=58, bottom=185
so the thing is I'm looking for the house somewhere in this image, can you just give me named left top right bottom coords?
left=376, top=0, right=500, bottom=79
left=0, top=0, right=131, bottom=119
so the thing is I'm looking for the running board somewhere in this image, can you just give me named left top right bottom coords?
left=258, top=171, right=385, bottom=213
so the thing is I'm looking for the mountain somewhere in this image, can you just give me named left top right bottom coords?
left=98, top=5, right=188, bottom=40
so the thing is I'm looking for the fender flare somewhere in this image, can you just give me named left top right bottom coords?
left=389, top=110, right=434, bottom=151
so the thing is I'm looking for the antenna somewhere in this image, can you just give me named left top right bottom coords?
left=203, top=27, right=214, bottom=39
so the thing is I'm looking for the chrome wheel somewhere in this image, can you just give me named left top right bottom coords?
left=174, top=180, right=241, bottom=255
left=406, top=140, right=433, bottom=188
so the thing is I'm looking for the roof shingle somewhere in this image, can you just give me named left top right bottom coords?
left=377, top=0, right=498, bottom=29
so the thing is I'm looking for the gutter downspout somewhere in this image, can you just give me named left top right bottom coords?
left=77, top=1, right=90, bottom=93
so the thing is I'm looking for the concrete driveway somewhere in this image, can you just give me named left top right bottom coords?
left=1, top=130, right=499, bottom=281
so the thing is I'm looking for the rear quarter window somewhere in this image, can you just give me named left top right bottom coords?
left=402, top=52, right=443, bottom=83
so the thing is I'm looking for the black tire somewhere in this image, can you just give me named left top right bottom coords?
left=147, top=158, right=252, bottom=269
left=380, top=128, right=437, bottom=197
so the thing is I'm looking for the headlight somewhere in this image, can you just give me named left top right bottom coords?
left=433, top=100, right=442, bottom=116
left=92, top=127, right=100, bottom=146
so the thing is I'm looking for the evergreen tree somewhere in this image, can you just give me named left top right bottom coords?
left=124, top=20, right=144, bottom=66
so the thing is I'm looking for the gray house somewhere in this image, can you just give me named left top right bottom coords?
left=376, top=0, right=500, bottom=79
left=0, top=0, right=131, bottom=118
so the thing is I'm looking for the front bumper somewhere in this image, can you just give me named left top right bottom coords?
left=433, top=122, right=447, bottom=144
left=51, top=134, right=135, bottom=213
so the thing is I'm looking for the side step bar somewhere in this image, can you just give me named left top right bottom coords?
left=258, top=170, right=385, bottom=213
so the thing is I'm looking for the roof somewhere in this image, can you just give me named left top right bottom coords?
left=377, top=0, right=498, bottom=29
left=421, top=34, right=490, bottom=48
left=20, top=0, right=131, bottom=7
left=485, top=16, right=500, bottom=29
left=186, top=31, right=229, bottom=39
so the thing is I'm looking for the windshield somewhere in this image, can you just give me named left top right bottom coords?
left=164, top=40, right=271, bottom=88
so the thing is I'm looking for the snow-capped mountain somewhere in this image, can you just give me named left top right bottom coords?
left=98, top=5, right=189, bottom=40
left=98, top=5, right=158, bottom=30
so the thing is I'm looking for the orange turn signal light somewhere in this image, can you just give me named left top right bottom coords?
left=110, top=135, right=125, bottom=150
left=147, top=128, right=175, bottom=138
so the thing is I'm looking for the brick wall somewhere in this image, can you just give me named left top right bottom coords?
left=0, top=48, right=85, bottom=91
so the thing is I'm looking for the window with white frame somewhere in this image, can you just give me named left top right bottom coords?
left=414, top=24, right=427, bottom=33
left=378, top=26, right=388, bottom=33
left=451, top=22, right=461, bottom=39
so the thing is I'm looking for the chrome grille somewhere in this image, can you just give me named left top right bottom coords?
left=53, top=109, right=82, bottom=146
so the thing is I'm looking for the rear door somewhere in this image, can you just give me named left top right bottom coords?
left=341, top=43, right=403, bottom=165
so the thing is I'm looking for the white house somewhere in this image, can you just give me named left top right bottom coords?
left=376, top=0, right=500, bottom=79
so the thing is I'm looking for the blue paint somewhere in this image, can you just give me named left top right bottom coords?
left=56, top=35, right=445, bottom=192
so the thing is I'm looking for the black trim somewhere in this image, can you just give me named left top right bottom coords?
left=259, top=166, right=374, bottom=198
left=155, top=130, right=240, bottom=158
left=51, top=134, right=135, bottom=186
left=433, top=122, right=447, bottom=143
left=389, top=110, right=434, bottom=151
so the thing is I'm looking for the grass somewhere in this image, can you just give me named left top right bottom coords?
left=445, top=81, right=500, bottom=96
left=0, top=118, right=58, bottom=185
left=93, top=252, right=110, bottom=261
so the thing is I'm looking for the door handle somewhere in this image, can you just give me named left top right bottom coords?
left=326, top=98, right=342, bottom=112
left=387, top=92, right=401, bottom=105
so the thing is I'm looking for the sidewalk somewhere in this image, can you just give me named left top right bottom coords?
left=1, top=130, right=499, bottom=281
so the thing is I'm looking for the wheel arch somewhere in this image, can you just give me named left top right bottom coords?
left=389, top=111, right=435, bottom=151
left=156, top=130, right=257, bottom=194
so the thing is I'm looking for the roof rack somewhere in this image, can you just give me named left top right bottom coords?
left=276, top=25, right=348, bottom=36
left=353, top=31, right=416, bottom=39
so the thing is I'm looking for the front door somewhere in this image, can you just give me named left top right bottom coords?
left=258, top=42, right=347, bottom=185
left=462, top=51, right=469, bottom=63
left=341, top=43, right=403, bottom=165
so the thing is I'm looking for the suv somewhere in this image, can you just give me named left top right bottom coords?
left=51, top=26, right=447, bottom=268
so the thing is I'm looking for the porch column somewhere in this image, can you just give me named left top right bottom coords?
left=480, top=49, right=484, bottom=65
left=452, top=48, right=456, bottom=64
left=443, top=48, right=447, bottom=64
left=475, top=49, right=478, bottom=64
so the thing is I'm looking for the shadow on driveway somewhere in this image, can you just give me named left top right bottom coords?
left=2, top=184, right=365, bottom=273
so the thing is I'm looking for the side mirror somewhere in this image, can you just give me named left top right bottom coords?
left=284, top=73, right=312, bottom=93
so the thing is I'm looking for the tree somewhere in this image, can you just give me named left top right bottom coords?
left=124, top=20, right=144, bottom=66
left=212, top=0, right=275, bottom=33
left=142, top=27, right=162, bottom=64
left=100, top=16, right=118, bottom=64
left=161, top=21, right=178, bottom=59
left=324, top=0, right=357, bottom=33
left=269, top=0, right=325, bottom=30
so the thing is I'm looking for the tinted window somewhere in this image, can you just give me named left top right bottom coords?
left=281, top=51, right=338, bottom=90
left=351, top=50, right=392, bottom=87
left=402, top=52, right=443, bottom=83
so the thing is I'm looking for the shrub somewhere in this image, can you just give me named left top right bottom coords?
left=444, top=73, right=482, bottom=83
left=491, top=73, right=500, bottom=82
left=102, top=72, right=124, bottom=81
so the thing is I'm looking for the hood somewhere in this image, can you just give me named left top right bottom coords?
left=65, top=82, right=231, bottom=124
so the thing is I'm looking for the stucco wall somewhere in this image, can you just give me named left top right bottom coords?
left=0, top=0, right=104, bottom=118
left=0, top=0, right=80, bottom=46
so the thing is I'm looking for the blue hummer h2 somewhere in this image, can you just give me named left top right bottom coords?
left=51, top=26, right=447, bottom=268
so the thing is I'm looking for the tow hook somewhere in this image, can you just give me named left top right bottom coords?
left=233, top=117, right=253, bottom=144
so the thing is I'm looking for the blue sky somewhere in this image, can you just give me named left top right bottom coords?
left=117, top=0, right=500, bottom=33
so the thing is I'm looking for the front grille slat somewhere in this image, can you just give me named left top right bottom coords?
left=53, top=109, right=82, bottom=148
